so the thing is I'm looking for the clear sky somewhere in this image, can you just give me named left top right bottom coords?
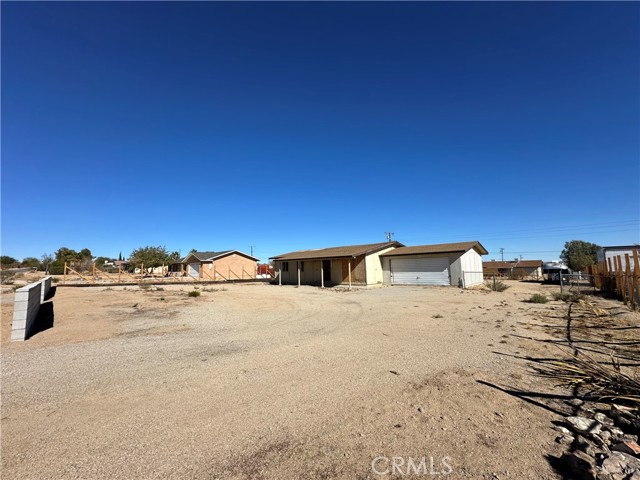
left=2, top=2, right=638, bottom=263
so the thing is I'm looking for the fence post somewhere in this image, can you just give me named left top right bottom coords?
left=493, top=274, right=496, bottom=291
left=560, top=272, right=563, bottom=293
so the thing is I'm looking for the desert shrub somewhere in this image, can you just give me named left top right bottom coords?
left=528, top=294, right=549, bottom=304
left=138, top=283, right=151, bottom=290
left=486, top=280, right=510, bottom=292
left=51, top=277, right=60, bottom=283
left=552, top=292, right=571, bottom=302
left=432, top=313, right=443, bottom=319
left=1, top=270, right=16, bottom=285
left=552, top=291, right=585, bottom=303
left=188, top=290, right=200, bottom=297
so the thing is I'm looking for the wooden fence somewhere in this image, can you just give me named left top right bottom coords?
left=586, top=249, right=640, bottom=309
left=62, top=262, right=260, bottom=285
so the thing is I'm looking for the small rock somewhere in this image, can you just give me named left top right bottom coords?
left=567, top=416, right=603, bottom=435
left=556, top=434, right=575, bottom=445
left=574, top=435, right=599, bottom=456
left=554, top=425, right=572, bottom=435
left=570, top=398, right=586, bottom=407
left=595, top=413, right=616, bottom=427
left=611, top=441, right=640, bottom=457
left=417, top=407, right=423, bottom=413
left=601, top=430, right=613, bottom=444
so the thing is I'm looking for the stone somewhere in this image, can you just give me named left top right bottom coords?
left=600, top=452, right=640, bottom=478
left=555, top=434, right=574, bottom=445
left=567, top=416, right=603, bottom=435
left=612, top=441, right=640, bottom=457
left=600, top=430, right=613, bottom=444
left=595, top=413, right=615, bottom=427
left=553, top=425, right=571, bottom=435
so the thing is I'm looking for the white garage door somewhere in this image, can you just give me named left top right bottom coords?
left=188, top=263, right=200, bottom=277
left=391, top=257, right=450, bottom=286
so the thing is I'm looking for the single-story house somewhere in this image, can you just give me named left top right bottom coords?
left=171, top=250, right=260, bottom=280
left=483, top=260, right=543, bottom=280
left=380, top=241, right=488, bottom=287
left=596, top=245, right=638, bottom=272
left=270, top=241, right=403, bottom=287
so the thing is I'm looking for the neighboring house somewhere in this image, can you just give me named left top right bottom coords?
left=270, top=241, right=403, bottom=287
left=173, top=250, right=260, bottom=280
left=380, top=241, right=488, bottom=287
left=483, top=259, right=543, bottom=280
left=596, top=245, right=639, bottom=272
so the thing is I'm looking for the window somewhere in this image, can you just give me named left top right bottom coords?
left=282, top=261, right=289, bottom=272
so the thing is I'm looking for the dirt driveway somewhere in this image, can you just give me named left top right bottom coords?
left=2, top=282, right=574, bottom=479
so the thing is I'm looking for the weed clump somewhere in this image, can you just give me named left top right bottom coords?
left=528, top=293, right=549, bottom=304
left=486, top=280, right=510, bottom=292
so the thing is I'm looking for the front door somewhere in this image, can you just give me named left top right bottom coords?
left=322, top=260, right=331, bottom=283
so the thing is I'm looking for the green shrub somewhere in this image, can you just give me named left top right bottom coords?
left=528, top=294, right=549, bottom=304
left=188, top=290, right=200, bottom=297
left=486, top=280, right=510, bottom=292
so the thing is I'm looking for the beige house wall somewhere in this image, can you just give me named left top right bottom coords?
left=198, top=253, right=257, bottom=280
left=365, top=245, right=398, bottom=285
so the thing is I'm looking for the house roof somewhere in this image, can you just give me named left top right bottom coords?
left=483, top=260, right=542, bottom=269
left=380, top=241, right=488, bottom=257
left=182, top=250, right=259, bottom=263
left=483, top=261, right=514, bottom=269
left=270, top=241, right=403, bottom=261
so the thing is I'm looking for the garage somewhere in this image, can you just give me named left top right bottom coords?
left=381, top=241, right=489, bottom=288
left=390, top=257, right=450, bottom=285
left=188, top=263, right=200, bottom=277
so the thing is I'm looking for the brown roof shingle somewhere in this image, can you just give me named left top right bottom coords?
left=271, top=241, right=403, bottom=261
left=483, top=260, right=542, bottom=269
left=380, top=241, right=488, bottom=257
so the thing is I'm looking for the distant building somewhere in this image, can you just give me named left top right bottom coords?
left=483, top=260, right=543, bottom=280
left=170, top=250, right=260, bottom=280
left=596, top=245, right=638, bottom=272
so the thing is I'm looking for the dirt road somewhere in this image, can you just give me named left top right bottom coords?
left=2, top=282, right=572, bottom=479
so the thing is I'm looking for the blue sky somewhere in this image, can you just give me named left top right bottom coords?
left=2, top=2, right=638, bottom=263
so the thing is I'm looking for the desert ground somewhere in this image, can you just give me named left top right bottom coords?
left=1, top=280, right=636, bottom=479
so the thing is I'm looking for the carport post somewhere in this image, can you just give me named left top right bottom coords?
left=297, top=262, right=301, bottom=287
left=278, top=268, right=282, bottom=286
left=348, top=258, right=352, bottom=290
left=320, top=260, right=324, bottom=288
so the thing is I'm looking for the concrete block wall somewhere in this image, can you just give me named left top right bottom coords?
left=11, top=281, right=43, bottom=342
left=41, top=276, right=52, bottom=302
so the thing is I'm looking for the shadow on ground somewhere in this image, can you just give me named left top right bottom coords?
left=26, top=300, right=55, bottom=339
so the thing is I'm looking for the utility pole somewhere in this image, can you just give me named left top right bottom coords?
left=249, top=245, right=255, bottom=257
left=500, top=247, right=505, bottom=262
left=385, top=231, right=394, bottom=242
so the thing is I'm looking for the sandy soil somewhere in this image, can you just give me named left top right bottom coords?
left=1, top=280, right=630, bottom=479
